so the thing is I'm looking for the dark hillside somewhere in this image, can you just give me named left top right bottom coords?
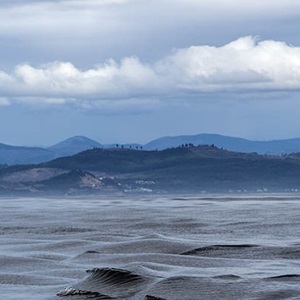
left=43, top=147, right=194, bottom=172
left=1, top=145, right=300, bottom=195
left=39, top=145, right=300, bottom=193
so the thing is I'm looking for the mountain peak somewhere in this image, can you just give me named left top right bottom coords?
left=48, top=136, right=102, bottom=156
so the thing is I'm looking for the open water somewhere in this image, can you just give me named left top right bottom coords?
left=1, top=195, right=300, bottom=299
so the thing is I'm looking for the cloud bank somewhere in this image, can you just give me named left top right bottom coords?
left=1, top=0, right=298, bottom=40
left=1, top=36, right=300, bottom=110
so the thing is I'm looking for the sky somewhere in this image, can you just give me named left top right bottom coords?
left=0, top=0, right=300, bottom=146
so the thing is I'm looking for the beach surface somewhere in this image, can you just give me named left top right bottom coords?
left=1, top=195, right=300, bottom=300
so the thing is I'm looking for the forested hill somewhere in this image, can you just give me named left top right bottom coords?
left=1, top=145, right=300, bottom=195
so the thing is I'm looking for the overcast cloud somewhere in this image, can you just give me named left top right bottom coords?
left=0, top=0, right=299, bottom=67
left=0, top=0, right=300, bottom=144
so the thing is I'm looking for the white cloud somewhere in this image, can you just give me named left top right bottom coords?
left=157, top=36, right=300, bottom=91
left=12, top=58, right=157, bottom=97
left=1, top=36, right=300, bottom=109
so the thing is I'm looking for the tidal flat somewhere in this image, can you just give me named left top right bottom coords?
left=1, top=195, right=300, bottom=300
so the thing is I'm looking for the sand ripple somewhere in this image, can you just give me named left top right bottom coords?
left=1, top=197, right=300, bottom=299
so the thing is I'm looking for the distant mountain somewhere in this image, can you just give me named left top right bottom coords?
left=0, top=136, right=102, bottom=165
left=48, top=136, right=102, bottom=157
left=144, top=133, right=300, bottom=155
left=3, top=133, right=300, bottom=166
left=0, top=143, right=55, bottom=165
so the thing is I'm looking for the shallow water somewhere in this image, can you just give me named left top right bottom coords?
left=1, top=195, right=300, bottom=299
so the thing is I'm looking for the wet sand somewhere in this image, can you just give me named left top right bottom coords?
left=1, top=195, right=300, bottom=299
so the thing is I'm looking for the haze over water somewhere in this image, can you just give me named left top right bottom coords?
left=1, top=195, right=300, bottom=299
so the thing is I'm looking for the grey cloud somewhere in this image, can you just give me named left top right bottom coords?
left=0, top=0, right=299, bottom=67
left=1, top=0, right=300, bottom=146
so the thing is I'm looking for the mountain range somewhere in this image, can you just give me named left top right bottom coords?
left=2, top=133, right=300, bottom=165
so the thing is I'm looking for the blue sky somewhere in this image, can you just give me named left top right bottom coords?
left=0, top=0, right=300, bottom=146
